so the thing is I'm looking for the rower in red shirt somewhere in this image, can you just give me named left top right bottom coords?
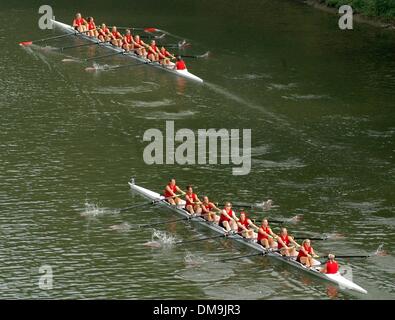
left=184, top=185, right=202, bottom=215
left=86, top=17, right=98, bottom=37
left=110, top=26, right=123, bottom=47
left=163, top=178, right=184, bottom=205
left=277, top=227, right=300, bottom=256
left=147, top=40, right=160, bottom=61
left=175, top=56, right=187, bottom=70
left=133, top=35, right=147, bottom=58
left=122, top=29, right=134, bottom=52
left=320, top=254, right=339, bottom=274
left=257, top=219, right=277, bottom=249
left=98, top=23, right=110, bottom=42
left=296, top=239, right=318, bottom=268
left=236, top=210, right=259, bottom=239
left=158, top=46, right=175, bottom=66
left=218, top=202, right=238, bottom=232
left=201, top=196, right=220, bottom=222
left=72, top=13, right=87, bottom=32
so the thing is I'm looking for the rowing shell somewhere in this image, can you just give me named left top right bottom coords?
left=50, top=19, right=204, bottom=83
left=128, top=179, right=368, bottom=295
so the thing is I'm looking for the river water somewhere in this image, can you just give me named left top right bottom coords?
left=0, top=0, right=394, bottom=299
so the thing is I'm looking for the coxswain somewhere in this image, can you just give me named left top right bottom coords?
left=257, top=219, right=277, bottom=249
left=163, top=178, right=184, bottom=205
left=122, top=29, right=134, bottom=52
left=133, top=35, right=147, bottom=57
left=97, top=23, right=110, bottom=42
left=236, top=210, right=259, bottom=239
left=174, top=56, right=187, bottom=70
left=218, top=202, right=238, bottom=232
left=146, top=40, right=160, bottom=61
left=158, top=46, right=175, bottom=65
left=277, top=227, right=300, bottom=256
left=86, top=17, right=98, bottom=37
left=296, top=239, right=318, bottom=268
left=72, top=13, right=87, bottom=32
left=184, top=185, right=202, bottom=215
left=201, top=196, right=220, bottom=222
left=110, top=26, right=123, bottom=47
left=320, top=254, right=339, bottom=274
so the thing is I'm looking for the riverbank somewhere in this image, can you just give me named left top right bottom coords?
left=299, top=0, right=395, bottom=30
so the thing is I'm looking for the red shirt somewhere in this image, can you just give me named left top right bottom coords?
left=124, top=35, right=133, bottom=44
left=257, top=226, right=272, bottom=242
left=326, top=261, right=339, bottom=274
left=297, top=244, right=313, bottom=259
left=88, top=22, right=95, bottom=30
left=277, top=235, right=290, bottom=249
left=219, top=208, right=234, bottom=223
left=112, top=31, right=122, bottom=39
left=238, top=218, right=250, bottom=233
left=185, top=193, right=197, bottom=208
left=99, top=28, right=109, bottom=36
left=164, top=184, right=177, bottom=198
left=175, top=60, right=186, bottom=70
left=73, top=18, right=85, bottom=27
left=202, top=202, right=214, bottom=212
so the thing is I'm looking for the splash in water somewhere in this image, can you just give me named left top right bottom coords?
left=80, top=201, right=107, bottom=217
left=184, top=251, right=206, bottom=267
left=143, top=229, right=177, bottom=248
left=109, top=222, right=131, bottom=231
left=375, top=243, right=388, bottom=256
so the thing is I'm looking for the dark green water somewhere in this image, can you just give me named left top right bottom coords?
left=0, top=0, right=394, bottom=299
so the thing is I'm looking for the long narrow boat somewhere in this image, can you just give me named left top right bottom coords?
left=50, top=19, right=204, bottom=83
left=129, top=179, right=368, bottom=294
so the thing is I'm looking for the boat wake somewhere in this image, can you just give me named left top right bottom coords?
left=203, top=82, right=320, bottom=148
left=184, top=251, right=206, bottom=267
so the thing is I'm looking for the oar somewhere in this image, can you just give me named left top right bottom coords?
left=138, top=216, right=191, bottom=228
left=175, top=234, right=226, bottom=245
left=85, top=50, right=125, bottom=61
left=103, top=61, right=150, bottom=71
left=59, top=40, right=110, bottom=51
left=294, top=236, right=329, bottom=241
left=19, top=28, right=98, bottom=46
left=180, top=52, right=209, bottom=59
left=217, top=250, right=278, bottom=263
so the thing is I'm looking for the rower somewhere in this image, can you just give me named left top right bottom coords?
left=174, top=56, right=187, bottom=70
left=218, top=202, right=238, bottom=232
left=146, top=40, right=160, bottom=61
left=122, top=29, right=134, bottom=52
left=296, top=239, right=318, bottom=268
left=163, top=178, right=184, bottom=205
left=184, top=185, right=202, bottom=215
left=97, top=23, right=110, bottom=42
left=257, top=219, right=277, bottom=249
left=133, top=35, right=147, bottom=57
left=201, top=196, right=220, bottom=223
left=320, top=254, right=339, bottom=274
left=72, top=13, right=87, bottom=32
left=86, top=17, right=98, bottom=37
left=277, top=227, right=300, bottom=256
left=110, top=26, right=123, bottom=47
left=236, top=210, right=259, bottom=239
left=158, top=46, right=175, bottom=65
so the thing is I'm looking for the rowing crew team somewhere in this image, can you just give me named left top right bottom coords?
left=164, top=178, right=339, bottom=275
left=72, top=13, right=187, bottom=69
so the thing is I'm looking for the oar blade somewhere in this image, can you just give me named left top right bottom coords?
left=19, top=41, right=33, bottom=46
left=144, top=27, right=158, bottom=33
